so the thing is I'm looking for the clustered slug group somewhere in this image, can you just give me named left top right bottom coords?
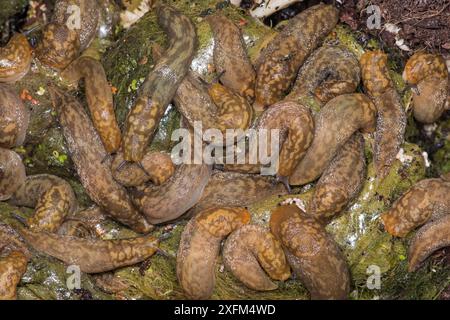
left=0, top=1, right=449, bottom=300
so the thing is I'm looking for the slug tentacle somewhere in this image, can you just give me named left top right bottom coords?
left=408, top=214, right=450, bottom=272
left=223, top=224, right=291, bottom=291
left=224, top=101, right=314, bottom=180
left=289, top=93, right=376, bottom=186
left=403, top=52, right=449, bottom=124
left=49, top=85, right=152, bottom=233
left=9, top=175, right=78, bottom=233
left=308, top=133, right=366, bottom=223
left=207, top=14, right=256, bottom=102
left=0, top=84, right=30, bottom=148
left=381, top=178, right=450, bottom=238
left=16, top=225, right=160, bottom=273
left=131, top=164, right=212, bottom=224
left=111, top=150, right=175, bottom=187
left=270, top=205, right=350, bottom=300
left=286, top=45, right=361, bottom=105
left=177, top=207, right=251, bottom=299
left=254, top=4, right=339, bottom=110
left=122, top=4, right=198, bottom=162
left=61, top=56, right=122, bottom=154
left=0, top=148, right=26, bottom=201
left=360, top=51, right=406, bottom=180
left=0, top=34, right=32, bottom=83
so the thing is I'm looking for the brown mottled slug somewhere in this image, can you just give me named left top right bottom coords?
left=254, top=4, right=339, bottom=110
left=177, top=207, right=251, bottom=299
left=286, top=45, right=361, bottom=105
left=49, top=85, right=152, bottom=233
left=360, top=50, right=406, bottom=180
left=270, top=205, right=350, bottom=300
left=9, top=174, right=78, bottom=233
left=61, top=56, right=121, bottom=154
left=131, top=164, right=212, bottom=224
left=0, top=84, right=30, bottom=148
left=0, top=251, right=28, bottom=300
left=16, top=225, right=160, bottom=273
left=0, top=148, right=26, bottom=201
left=381, top=178, right=450, bottom=238
left=408, top=214, right=450, bottom=272
left=111, top=150, right=175, bottom=187
left=308, top=133, right=366, bottom=222
left=223, top=224, right=291, bottom=291
left=122, top=4, right=197, bottom=162
left=207, top=14, right=256, bottom=101
left=0, top=34, right=32, bottom=83
left=403, top=52, right=449, bottom=124
left=289, top=93, right=376, bottom=186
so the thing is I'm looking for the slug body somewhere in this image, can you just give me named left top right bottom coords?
left=190, top=171, right=287, bottom=216
left=0, top=251, right=28, bottom=300
left=122, top=4, right=197, bottom=162
left=381, top=178, right=450, bottom=238
left=403, top=52, right=449, bottom=123
left=52, top=0, right=100, bottom=51
left=360, top=51, right=406, bottom=180
left=289, top=94, right=376, bottom=186
left=61, top=56, right=121, bottom=154
left=9, top=175, right=78, bottom=233
left=308, top=133, right=366, bottom=222
left=36, top=23, right=81, bottom=70
left=254, top=4, right=339, bottom=109
left=131, top=164, right=212, bottom=224
left=0, top=84, right=30, bottom=148
left=286, top=45, right=361, bottom=105
left=49, top=86, right=152, bottom=233
left=17, top=226, right=159, bottom=273
left=0, top=34, right=32, bottom=83
left=223, top=224, right=291, bottom=291
left=207, top=14, right=256, bottom=101
left=177, top=207, right=251, bottom=299
left=224, top=101, right=314, bottom=179
left=270, top=205, right=350, bottom=300
left=111, top=151, right=175, bottom=187
left=408, top=214, right=450, bottom=272
left=0, top=148, right=26, bottom=201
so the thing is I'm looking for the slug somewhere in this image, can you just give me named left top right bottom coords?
left=289, top=93, right=376, bottom=186
left=177, top=207, right=251, bottom=299
left=36, top=23, right=80, bottom=70
left=207, top=14, right=256, bottom=101
left=131, top=164, right=212, bottom=224
left=111, top=150, right=175, bottom=187
left=0, top=84, right=30, bottom=148
left=308, top=133, right=366, bottom=222
left=285, top=45, right=361, bottom=105
left=223, top=224, right=291, bottom=291
left=16, top=225, right=160, bottom=273
left=0, top=148, right=26, bottom=201
left=0, top=34, right=32, bottom=83
left=122, top=3, right=197, bottom=162
left=270, top=204, right=350, bottom=300
left=49, top=85, right=152, bottom=233
left=0, top=251, right=28, bottom=300
left=9, top=174, right=78, bottom=233
left=52, top=0, right=100, bottom=51
left=403, top=52, right=449, bottom=124
left=381, top=178, right=450, bottom=238
left=408, top=214, right=450, bottom=272
left=190, top=171, right=287, bottom=216
left=61, top=56, right=121, bottom=154
left=224, top=101, right=314, bottom=184
left=360, top=51, right=406, bottom=180
left=254, top=4, right=339, bottom=110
